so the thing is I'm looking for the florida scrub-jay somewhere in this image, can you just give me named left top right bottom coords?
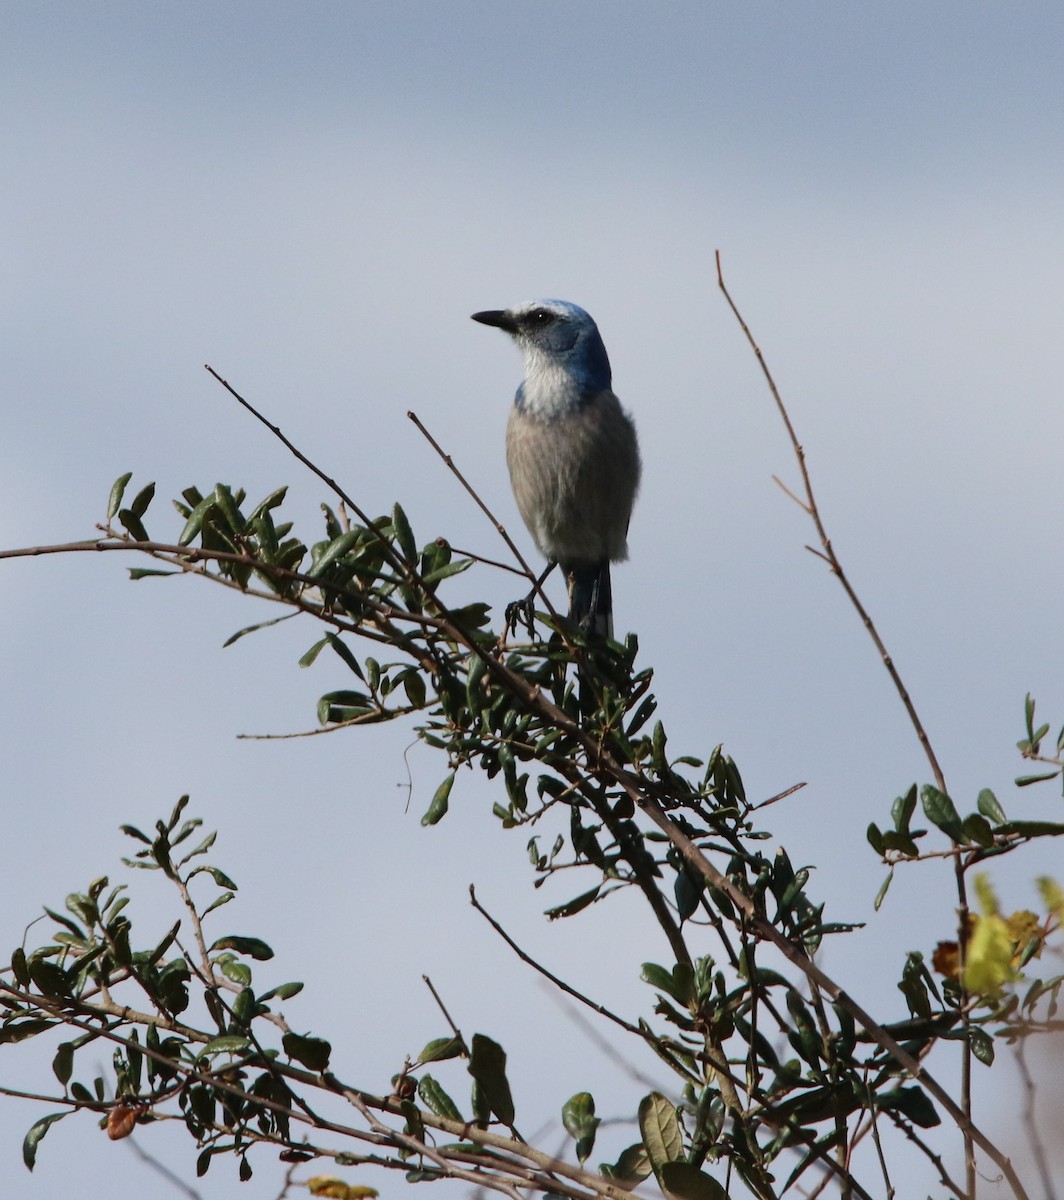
left=471, top=300, right=641, bottom=637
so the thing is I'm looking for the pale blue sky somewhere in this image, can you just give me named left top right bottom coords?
left=3, top=4, right=1064, bottom=1196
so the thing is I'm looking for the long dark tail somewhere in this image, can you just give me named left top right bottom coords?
left=567, top=562, right=613, bottom=639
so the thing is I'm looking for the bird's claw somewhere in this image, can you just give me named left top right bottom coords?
left=504, top=595, right=537, bottom=640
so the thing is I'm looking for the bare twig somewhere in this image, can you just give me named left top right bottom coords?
left=1014, top=1034, right=1057, bottom=1200
left=124, top=1135, right=205, bottom=1198
left=750, top=781, right=807, bottom=811
left=421, top=975, right=467, bottom=1050
left=205, top=366, right=386, bottom=558
left=864, top=1074, right=895, bottom=1200
left=715, top=253, right=947, bottom=794
left=540, top=985, right=666, bottom=1094
left=469, top=886, right=652, bottom=1043
left=714, top=251, right=987, bottom=1197
left=408, top=409, right=560, bottom=623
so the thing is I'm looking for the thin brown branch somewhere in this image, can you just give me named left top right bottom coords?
left=469, top=887, right=654, bottom=1043
left=623, top=788, right=1028, bottom=1200
left=204, top=366, right=388, bottom=563
left=440, top=540, right=529, bottom=577
left=1, top=979, right=615, bottom=1200
left=421, top=975, right=466, bottom=1050
left=123, top=1135, right=205, bottom=1199
left=750, top=781, right=807, bottom=811
left=407, top=410, right=560, bottom=623
left=1014, top=1034, right=1057, bottom=1200
left=542, top=985, right=667, bottom=1094
left=236, top=705, right=416, bottom=740
left=3, top=526, right=1022, bottom=1195
left=714, top=251, right=989, bottom=1194
left=864, top=1074, right=895, bottom=1200
left=715, top=251, right=947, bottom=796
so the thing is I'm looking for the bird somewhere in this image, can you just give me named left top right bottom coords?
left=471, top=299, right=640, bottom=639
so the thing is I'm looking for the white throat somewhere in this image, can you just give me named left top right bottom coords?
left=518, top=346, right=585, bottom=418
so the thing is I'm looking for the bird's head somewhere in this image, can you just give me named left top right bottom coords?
left=471, top=300, right=612, bottom=410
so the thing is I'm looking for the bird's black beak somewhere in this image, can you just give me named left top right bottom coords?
left=471, top=309, right=518, bottom=334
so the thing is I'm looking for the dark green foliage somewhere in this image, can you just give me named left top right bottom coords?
left=3, top=473, right=1064, bottom=1198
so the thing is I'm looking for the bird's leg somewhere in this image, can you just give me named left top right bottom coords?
left=586, top=573, right=602, bottom=629
left=505, top=561, right=556, bottom=638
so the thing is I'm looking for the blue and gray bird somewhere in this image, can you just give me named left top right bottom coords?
left=471, top=300, right=641, bottom=637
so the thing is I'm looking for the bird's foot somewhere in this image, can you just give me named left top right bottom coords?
left=504, top=594, right=537, bottom=640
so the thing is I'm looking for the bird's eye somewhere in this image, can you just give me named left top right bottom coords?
left=529, top=308, right=554, bottom=326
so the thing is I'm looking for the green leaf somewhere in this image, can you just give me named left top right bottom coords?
left=213, top=483, right=245, bottom=532
left=601, top=1142, right=652, bottom=1186
left=660, top=1162, right=729, bottom=1200
left=222, top=612, right=298, bottom=648
left=247, top=485, right=288, bottom=522
left=189, top=864, right=237, bottom=890
left=970, top=1028, right=995, bottom=1065
left=326, top=633, right=365, bottom=680
left=299, top=637, right=330, bottom=668
left=873, top=870, right=893, bottom=911
left=466, top=652, right=488, bottom=712
left=638, top=1092, right=683, bottom=1180
left=877, top=1085, right=940, bottom=1128
left=282, top=1032, right=331, bottom=1072
left=1015, top=773, right=1061, bottom=789
left=977, top=788, right=1007, bottom=825
left=545, top=886, right=601, bottom=920
left=419, top=1036, right=464, bottom=1064
left=418, top=1075, right=463, bottom=1121
left=866, top=822, right=885, bottom=855
left=178, top=494, right=217, bottom=544
left=392, top=503, right=417, bottom=562
left=0, top=1019, right=54, bottom=1045
left=210, top=935, right=273, bottom=960
left=562, top=1091, right=598, bottom=1139
left=23, top=1112, right=67, bottom=1170
left=52, top=1042, right=75, bottom=1087
left=651, top=720, right=668, bottom=772
left=880, top=829, right=919, bottom=856
left=962, top=814, right=994, bottom=847
left=562, top=1092, right=600, bottom=1163
left=468, top=1033, right=515, bottom=1126
left=128, top=567, right=179, bottom=580
left=920, top=785, right=965, bottom=843
left=318, top=690, right=375, bottom=725
left=258, top=981, right=304, bottom=1002
left=130, top=481, right=156, bottom=517
left=28, top=956, right=72, bottom=998
left=640, top=962, right=693, bottom=1007
left=674, top=867, right=704, bottom=922
left=307, top=529, right=363, bottom=578
left=11, top=946, right=30, bottom=986
left=891, top=784, right=918, bottom=833
left=422, top=558, right=473, bottom=585
left=107, top=472, right=133, bottom=520
left=403, top=670, right=427, bottom=708
left=218, top=958, right=252, bottom=986
left=201, top=1034, right=252, bottom=1056
left=202, top=892, right=234, bottom=917
left=997, top=820, right=1064, bottom=837
left=118, top=508, right=149, bottom=542
left=422, top=773, right=454, bottom=826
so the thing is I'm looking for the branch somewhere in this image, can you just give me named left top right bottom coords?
left=407, top=411, right=558, bottom=619
left=715, top=252, right=947, bottom=796
left=714, top=251, right=993, bottom=1196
